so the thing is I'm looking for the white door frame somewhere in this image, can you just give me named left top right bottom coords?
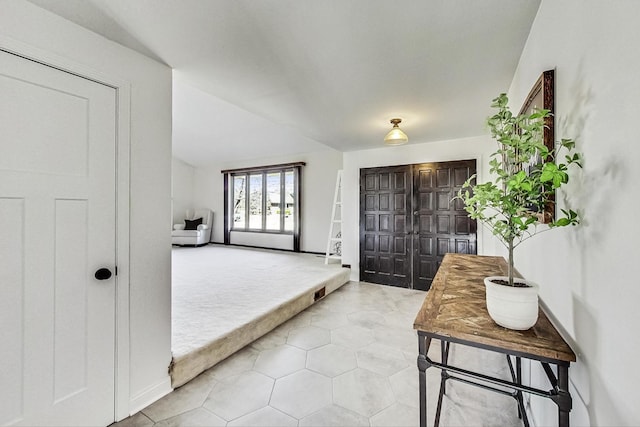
left=0, top=36, right=132, bottom=422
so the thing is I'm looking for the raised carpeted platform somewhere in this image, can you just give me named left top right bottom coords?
left=170, top=245, right=350, bottom=388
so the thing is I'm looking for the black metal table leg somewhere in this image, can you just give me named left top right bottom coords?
left=417, top=334, right=571, bottom=427
left=516, top=357, right=530, bottom=427
left=558, top=365, right=572, bottom=427
left=506, top=355, right=529, bottom=426
left=418, top=334, right=432, bottom=427
left=442, top=342, right=450, bottom=394
left=434, top=341, right=450, bottom=427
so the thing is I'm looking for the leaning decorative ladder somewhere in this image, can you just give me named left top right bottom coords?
left=325, top=169, right=343, bottom=264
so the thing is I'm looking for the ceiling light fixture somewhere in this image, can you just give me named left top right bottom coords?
left=384, top=118, right=408, bottom=146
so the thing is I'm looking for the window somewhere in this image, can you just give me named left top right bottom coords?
left=284, top=170, right=294, bottom=232
left=225, top=163, right=303, bottom=235
left=232, top=176, right=246, bottom=228
left=248, top=173, right=263, bottom=229
left=266, top=172, right=281, bottom=230
left=232, top=170, right=290, bottom=232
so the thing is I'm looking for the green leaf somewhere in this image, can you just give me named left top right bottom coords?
left=459, top=92, right=583, bottom=248
left=540, top=169, right=554, bottom=182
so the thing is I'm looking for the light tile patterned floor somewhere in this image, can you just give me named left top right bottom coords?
left=112, top=282, right=521, bottom=427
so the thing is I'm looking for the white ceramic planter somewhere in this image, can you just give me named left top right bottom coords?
left=484, top=276, right=539, bottom=330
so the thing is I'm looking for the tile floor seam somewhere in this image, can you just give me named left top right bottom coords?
left=265, top=370, right=277, bottom=412
left=139, top=410, right=154, bottom=423
left=113, top=281, right=525, bottom=427
left=199, top=405, right=225, bottom=423
left=268, top=405, right=300, bottom=423
left=137, top=412, right=154, bottom=425
left=367, top=398, right=397, bottom=421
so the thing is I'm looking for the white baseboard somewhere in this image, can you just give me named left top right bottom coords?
left=349, top=269, right=359, bottom=282
left=127, top=376, right=173, bottom=418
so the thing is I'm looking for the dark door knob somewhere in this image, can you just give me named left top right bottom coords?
left=95, top=268, right=112, bottom=280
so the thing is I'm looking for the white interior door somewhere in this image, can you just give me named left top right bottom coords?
left=0, top=50, right=117, bottom=426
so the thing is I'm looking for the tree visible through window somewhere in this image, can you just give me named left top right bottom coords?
left=232, top=176, right=246, bottom=228
left=266, top=172, right=280, bottom=230
left=230, top=167, right=298, bottom=233
left=284, top=170, right=294, bottom=231
left=249, top=174, right=262, bottom=229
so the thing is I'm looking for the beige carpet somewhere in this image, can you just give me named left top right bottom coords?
left=170, top=245, right=350, bottom=387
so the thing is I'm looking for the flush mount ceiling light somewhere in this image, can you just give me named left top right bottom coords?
left=384, top=118, right=408, bottom=146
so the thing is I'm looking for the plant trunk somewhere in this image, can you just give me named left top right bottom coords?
left=508, top=238, right=514, bottom=286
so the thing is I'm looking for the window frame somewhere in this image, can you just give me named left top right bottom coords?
left=223, top=162, right=304, bottom=251
left=231, top=169, right=292, bottom=234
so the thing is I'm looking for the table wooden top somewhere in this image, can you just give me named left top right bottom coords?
left=413, top=253, right=576, bottom=363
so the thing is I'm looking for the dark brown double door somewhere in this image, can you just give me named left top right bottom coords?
left=360, top=160, right=477, bottom=291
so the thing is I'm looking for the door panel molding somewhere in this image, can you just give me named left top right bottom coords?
left=359, top=160, right=477, bottom=291
left=360, top=165, right=412, bottom=288
left=412, top=160, right=477, bottom=290
left=1, top=49, right=117, bottom=425
left=0, top=37, right=132, bottom=423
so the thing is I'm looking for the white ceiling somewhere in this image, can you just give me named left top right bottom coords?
left=29, top=0, right=541, bottom=167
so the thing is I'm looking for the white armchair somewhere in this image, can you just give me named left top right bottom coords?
left=172, top=208, right=213, bottom=246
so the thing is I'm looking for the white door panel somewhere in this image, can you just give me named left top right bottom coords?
left=0, top=50, right=116, bottom=426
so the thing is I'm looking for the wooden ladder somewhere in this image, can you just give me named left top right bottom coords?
left=325, top=170, right=342, bottom=264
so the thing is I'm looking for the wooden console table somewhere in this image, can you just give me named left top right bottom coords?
left=413, top=254, right=576, bottom=427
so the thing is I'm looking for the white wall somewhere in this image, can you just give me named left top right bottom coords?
left=194, top=148, right=343, bottom=253
left=507, top=1, right=640, bottom=425
left=0, top=0, right=173, bottom=419
left=172, top=157, right=195, bottom=224
left=342, top=135, right=496, bottom=280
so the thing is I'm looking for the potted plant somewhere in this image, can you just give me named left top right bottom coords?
left=457, top=93, right=582, bottom=330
